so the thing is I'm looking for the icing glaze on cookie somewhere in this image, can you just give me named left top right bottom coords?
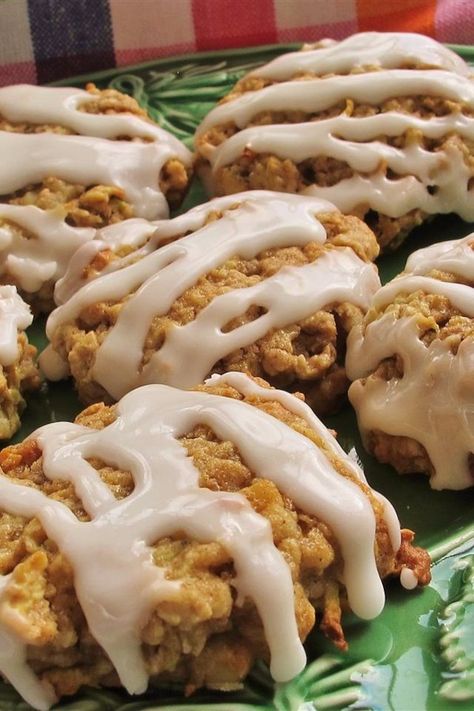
left=0, top=85, right=191, bottom=148
left=196, top=34, right=474, bottom=221
left=0, top=85, right=191, bottom=294
left=0, top=374, right=407, bottom=709
left=252, top=32, right=470, bottom=80
left=0, top=206, right=95, bottom=294
left=405, top=232, right=474, bottom=280
left=55, top=217, right=172, bottom=304
left=1, top=130, right=186, bottom=220
left=56, top=191, right=334, bottom=302
left=41, top=191, right=380, bottom=397
left=347, top=234, right=474, bottom=489
left=0, top=286, right=32, bottom=365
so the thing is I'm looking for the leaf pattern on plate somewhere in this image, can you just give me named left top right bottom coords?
left=107, top=59, right=260, bottom=145
left=273, top=655, right=373, bottom=710
left=0, top=655, right=374, bottom=711
left=439, top=555, right=474, bottom=701
left=0, top=685, right=123, bottom=710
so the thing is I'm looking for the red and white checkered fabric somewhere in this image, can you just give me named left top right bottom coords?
left=0, top=0, right=473, bottom=87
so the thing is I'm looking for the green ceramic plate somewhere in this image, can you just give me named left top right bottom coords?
left=3, top=43, right=474, bottom=711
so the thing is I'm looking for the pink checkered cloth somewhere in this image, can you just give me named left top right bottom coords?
left=0, top=0, right=473, bottom=87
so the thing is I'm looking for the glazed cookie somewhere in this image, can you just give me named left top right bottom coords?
left=0, top=286, right=40, bottom=438
left=195, top=32, right=474, bottom=250
left=347, top=232, right=474, bottom=490
left=0, top=84, right=192, bottom=310
left=40, top=191, right=380, bottom=413
left=0, top=373, right=430, bottom=709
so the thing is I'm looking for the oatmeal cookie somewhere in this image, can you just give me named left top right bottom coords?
left=0, top=373, right=430, bottom=708
left=347, top=232, right=474, bottom=489
left=0, top=84, right=192, bottom=310
left=195, top=32, right=474, bottom=250
left=41, top=191, right=380, bottom=414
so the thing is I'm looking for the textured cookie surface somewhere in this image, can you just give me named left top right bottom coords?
left=0, top=373, right=430, bottom=708
left=347, top=232, right=474, bottom=489
left=195, top=32, right=474, bottom=250
left=0, top=84, right=192, bottom=310
left=42, top=191, right=380, bottom=414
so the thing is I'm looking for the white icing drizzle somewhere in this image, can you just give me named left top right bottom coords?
left=0, top=85, right=191, bottom=294
left=0, top=130, right=184, bottom=220
left=372, top=275, right=474, bottom=317
left=252, top=32, right=471, bottom=80
left=200, top=71, right=474, bottom=135
left=347, top=234, right=474, bottom=490
left=0, top=205, right=95, bottom=294
left=196, top=44, right=474, bottom=221
left=209, top=372, right=402, bottom=554
left=41, top=191, right=380, bottom=398
left=0, top=375, right=404, bottom=708
left=57, top=191, right=329, bottom=302
left=134, top=248, right=376, bottom=396
left=0, top=85, right=192, bottom=151
left=405, top=232, right=474, bottom=279
left=55, top=217, right=162, bottom=304
left=400, top=567, right=419, bottom=590
left=0, top=285, right=32, bottom=365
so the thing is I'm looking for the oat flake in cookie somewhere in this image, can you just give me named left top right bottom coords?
left=347, top=232, right=474, bottom=490
left=195, top=32, right=474, bottom=251
left=0, top=84, right=192, bottom=311
left=41, top=191, right=380, bottom=414
left=0, top=373, right=430, bottom=709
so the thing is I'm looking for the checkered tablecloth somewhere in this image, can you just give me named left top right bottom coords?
left=1, top=0, right=473, bottom=87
